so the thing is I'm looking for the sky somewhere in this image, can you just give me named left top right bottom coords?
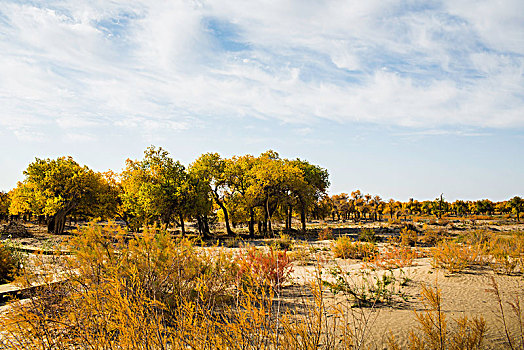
left=0, top=0, right=523, bottom=201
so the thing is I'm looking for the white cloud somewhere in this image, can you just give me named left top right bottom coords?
left=0, top=0, right=523, bottom=142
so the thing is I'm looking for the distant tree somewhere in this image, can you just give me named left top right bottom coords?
left=475, top=199, right=494, bottom=216
left=351, top=190, right=364, bottom=220
left=331, top=193, right=349, bottom=221
left=10, top=157, right=110, bottom=234
left=384, top=199, right=397, bottom=219
left=508, top=196, right=523, bottom=222
left=0, top=192, right=10, bottom=221
left=311, top=195, right=332, bottom=221
left=371, top=195, right=383, bottom=221
left=453, top=200, right=468, bottom=216
left=433, top=194, right=447, bottom=219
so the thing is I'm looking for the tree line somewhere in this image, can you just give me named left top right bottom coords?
left=326, top=192, right=523, bottom=222
left=0, top=147, right=522, bottom=236
left=0, top=147, right=329, bottom=236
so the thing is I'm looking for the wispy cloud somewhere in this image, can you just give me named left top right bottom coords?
left=0, top=0, right=523, bottom=142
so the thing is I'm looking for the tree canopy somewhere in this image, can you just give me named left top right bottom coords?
left=9, top=157, right=113, bottom=234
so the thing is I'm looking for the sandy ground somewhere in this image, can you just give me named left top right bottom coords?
left=2, top=220, right=524, bottom=348
left=288, top=251, right=524, bottom=349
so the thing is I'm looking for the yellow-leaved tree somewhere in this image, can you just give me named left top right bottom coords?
left=9, top=156, right=115, bottom=234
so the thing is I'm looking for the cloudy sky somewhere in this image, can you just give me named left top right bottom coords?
left=1, top=0, right=523, bottom=201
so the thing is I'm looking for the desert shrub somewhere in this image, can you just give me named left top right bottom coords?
left=431, top=241, right=484, bottom=273
left=287, top=246, right=312, bottom=266
left=0, top=240, right=23, bottom=283
left=318, top=227, right=334, bottom=240
left=458, top=229, right=494, bottom=245
left=359, top=228, right=378, bottom=243
left=323, top=266, right=406, bottom=307
left=486, top=235, right=524, bottom=275
left=236, top=246, right=293, bottom=290
left=364, top=244, right=418, bottom=270
left=271, top=233, right=293, bottom=250
left=1, top=239, right=363, bottom=349
left=400, top=227, right=418, bottom=246
left=0, top=222, right=244, bottom=349
left=389, top=283, right=487, bottom=349
left=419, top=225, right=447, bottom=246
left=332, top=236, right=377, bottom=259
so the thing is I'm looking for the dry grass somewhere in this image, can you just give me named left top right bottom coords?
left=332, top=236, right=378, bottom=259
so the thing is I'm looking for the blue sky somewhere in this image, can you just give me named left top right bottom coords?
left=0, top=0, right=523, bottom=201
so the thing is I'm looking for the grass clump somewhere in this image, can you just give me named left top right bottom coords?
left=332, top=236, right=377, bottom=259
left=431, top=240, right=484, bottom=273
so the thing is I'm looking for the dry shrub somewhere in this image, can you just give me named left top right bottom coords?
left=359, top=228, right=378, bottom=243
left=431, top=241, right=484, bottom=273
left=236, top=246, right=293, bottom=290
left=318, top=227, right=334, bottom=240
left=287, top=246, right=312, bottom=266
left=389, top=283, right=487, bottom=349
left=460, top=229, right=494, bottom=245
left=400, top=227, right=418, bottom=247
left=420, top=224, right=447, bottom=246
left=332, top=236, right=377, bottom=259
left=473, top=215, right=492, bottom=221
left=436, top=218, right=450, bottom=226
left=271, top=233, right=293, bottom=250
left=0, top=222, right=242, bottom=349
left=0, top=232, right=370, bottom=350
left=388, top=218, right=402, bottom=225
left=0, top=240, right=23, bottom=283
left=364, top=244, right=418, bottom=270
left=486, top=234, right=524, bottom=275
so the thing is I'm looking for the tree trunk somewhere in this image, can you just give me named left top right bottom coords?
left=300, top=203, right=306, bottom=233
left=287, top=205, right=293, bottom=232
left=197, top=216, right=203, bottom=236
left=249, top=208, right=255, bottom=238
left=265, top=195, right=273, bottom=236
left=203, top=214, right=210, bottom=237
left=214, top=192, right=234, bottom=236
left=48, top=201, right=76, bottom=234
left=179, top=213, right=185, bottom=237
